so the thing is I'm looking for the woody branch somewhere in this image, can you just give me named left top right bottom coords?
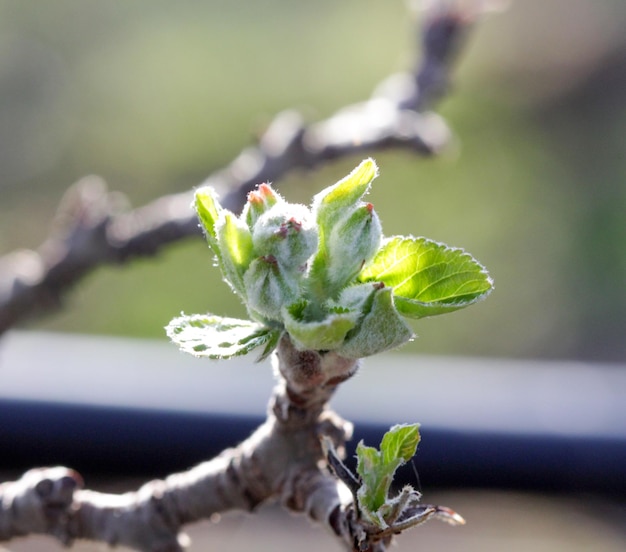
left=0, top=337, right=357, bottom=551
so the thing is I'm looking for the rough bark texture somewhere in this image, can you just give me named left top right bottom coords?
left=0, top=336, right=464, bottom=551
left=0, top=338, right=356, bottom=551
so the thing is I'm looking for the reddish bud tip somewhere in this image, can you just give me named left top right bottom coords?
left=247, top=190, right=263, bottom=205
left=258, top=183, right=274, bottom=197
left=288, top=217, right=303, bottom=231
left=276, top=217, right=303, bottom=239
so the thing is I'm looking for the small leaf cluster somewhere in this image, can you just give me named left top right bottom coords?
left=356, top=424, right=420, bottom=528
left=167, top=159, right=493, bottom=360
left=326, top=424, right=465, bottom=539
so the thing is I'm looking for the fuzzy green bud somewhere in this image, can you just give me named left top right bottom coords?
left=241, top=183, right=284, bottom=229
left=252, top=203, right=318, bottom=272
left=312, top=158, right=378, bottom=235
left=309, top=160, right=378, bottom=297
left=244, top=255, right=299, bottom=322
left=325, top=202, right=382, bottom=294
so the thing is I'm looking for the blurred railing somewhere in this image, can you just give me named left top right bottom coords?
left=1, top=331, right=625, bottom=496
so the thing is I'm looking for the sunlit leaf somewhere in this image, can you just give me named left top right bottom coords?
left=359, top=236, right=493, bottom=318
left=380, top=423, right=420, bottom=465
left=194, top=187, right=223, bottom=256
left=216, top=213, right=254, bottom=297
left=312, top=158, right=378, bottom=226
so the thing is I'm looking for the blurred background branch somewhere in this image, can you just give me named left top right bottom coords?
left=0, top=2, right=476, bottom=337
left=1, top=0, right=625, bottom=361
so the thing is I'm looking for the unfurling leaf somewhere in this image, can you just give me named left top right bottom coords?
left=215, top=213, right=254, bottom=297
left=355, top=423, right=421, bottom=528
left=380, top=423, right=420, bottom=465
left=309, top=159, right=379, bottom=298
left=359, top=236, right=493, bottom=318
left=195, top=187, right=223, bottom=256
left=337, top=286, right=413, bottom=358
left=312, top=158, right=378, bottom=232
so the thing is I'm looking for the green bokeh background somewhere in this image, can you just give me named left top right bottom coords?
left=1, top=0, right=625, bottom=361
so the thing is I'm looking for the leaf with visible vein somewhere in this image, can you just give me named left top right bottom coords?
left=359, top=236, right=493, bottom=319
left=166, top=314, right=279, bottom=361
left=380, top=423, right=420, bottom=465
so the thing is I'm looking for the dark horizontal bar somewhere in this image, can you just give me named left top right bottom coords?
left=2, top=398, right=625, bottom=497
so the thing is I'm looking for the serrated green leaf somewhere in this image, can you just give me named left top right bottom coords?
left=256, top=328, right=283, bottom=362
left=166, top=314, right=278, bottom=360
left=359, top=236, right=493, bottom=319
left=380, top=424, right=420, bottom=465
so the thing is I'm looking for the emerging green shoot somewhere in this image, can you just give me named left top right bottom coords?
left=356, top=424, right=421, bottom=528
left=166, top=159, right=493, bottom=360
